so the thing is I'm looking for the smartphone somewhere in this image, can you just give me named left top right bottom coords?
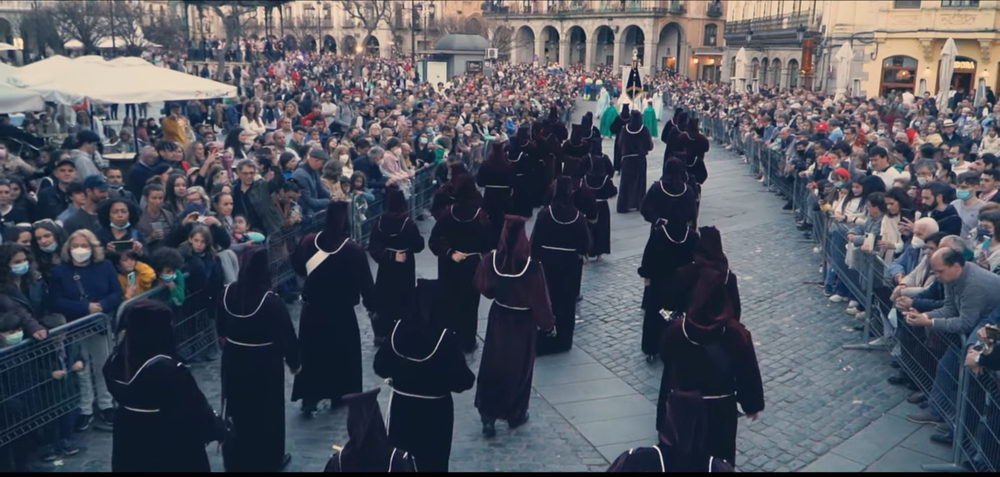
left=985, top=325, right=1000, bottom=342
left=151, top=221, right=164, bottom=233
left=197, top=215, right=210, bottom=224
left=110, top=241, right=134, bottom=252
left=127, top=272, right=136, bottom=287
left=900, top=209, right=916, bottom=222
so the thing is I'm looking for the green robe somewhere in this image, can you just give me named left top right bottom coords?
left=642, top=106, right=658, bottom=136
left=600, top=106, right=618, bottom=138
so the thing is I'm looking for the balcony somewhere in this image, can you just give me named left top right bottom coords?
left=707, top=2, right=723, bottom=18
left=723, top=11, right=822, bottom=47
left=668, top=1, right=686, bottom=15
left=482, top=1, right=670, bottom=19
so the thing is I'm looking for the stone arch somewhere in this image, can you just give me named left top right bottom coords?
left=540, top=26, right=560, bottom=64
left=514, top=25, right=535, bottom=64
left=303, top=35, right=317, bottom=52
left=657, top=22, right=685, bottom=74
left=323, top=35, right=337, bottom=54
left=364, top=35, right=380, bottom=56
left=760, top=58, right=770, bottom=86
left=620, top=25, right=645, bottom=67
left=567, top=25, right=586, bottom=66
left=750, top=58, right=760, bottom=82
left=771, top=58, right=782, bottom=88
left=343, top=35, right=358, bottom=54
left=593, top=25, right=615, bottom=67
left=788, top=59, right=800, bottom=89
left=0, top=17, right=15, bottom=63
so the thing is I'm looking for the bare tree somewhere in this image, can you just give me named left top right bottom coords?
left=144, top=13, right=189, bottom=55
left=20, top=0, right=64, bottom=59
left=183, top=1, right=291, bottom=78
left=108, top=0, right=150, bottom=57
left=429, top=15, right=513, bottom=59
left=285, top=11, right=322, bottom=52
left=339, top=0, right=393, bottom=73
left=52, top=0, right=111, bottom=55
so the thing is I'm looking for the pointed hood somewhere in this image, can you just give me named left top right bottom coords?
left=581, top=112, right=594, bottom=131
left=620, top=103, right=631, bottom=120
left=662, top=157, right=688, bottom=192
left=685, top=227, right=736, bottom=333
left=658, top=390, right=709, bottom=455
left=628, top=110, right=643, bottom=129
left=569, top=123, right=585, bottom=145
left=339, top=388, right=393, bottom=472
left=686, top=117, right=701, bottom=134
left=672, top=107, right=683, bottom=121
left=227, top=246, right=272, bottom=314
left=515, top=123, right=533, bottom=146
left=548, top=104, right=559, bottom=122
left=121, top=300, right=177, bottom=381
left=675, top=110, right=689, bottom=129
left=382, top=184, right=409, bottom=222
left=451, top=173, right=483, bottom=215
left=549, top=175, right=578, bottom=221
left=319, top=199, right=352, bottom=249
left=495, top=215, right=530, bottom=276
left=484, top=141, right=509, bottom=167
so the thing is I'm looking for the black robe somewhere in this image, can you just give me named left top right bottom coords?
left=218, top=289, right=301, bottom=472
left=683, top=130, right=710, bottom=186
left=638, top=181, right=698, bottom=356
left=373, top=321, right=475, bottom=472
left=611, top=113, right=628, bottom=171
left=660, top=118, right=677, bottom=144
left=368, top=216, right=426, bottom=339
left=616, top=123, right=653, bottom=213
left=656, top=319, right=765, bottom=465
left=508, top=147, right=537, bottom=218
left=584, top=156, right=618, bottom=257
left=103, top=354, right=223, bottom=472
left=324, top=448, right=417, bottom=472
left=607, top=445, right=735, bottom=473
left=560, top=140, right=591, bottom=179
left=428, top=205, right=492, bottom=352
left=474, top=253, right=555, bottom=422
left=291, top=233, right=375, bottom=405
left=531, top=125, right=564, bottom=207
left=477, top=159, right=517, bottom=248
left=531, top=206, right=591, bottom=355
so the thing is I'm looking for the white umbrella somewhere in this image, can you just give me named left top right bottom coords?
left=834, top=43, right=853, bottom=101
left=0, top=82, right=45, bottom=114
left=936, top=38, right=958, bottom=112
left=733, top=47, right=748, bottom=92
left=0, top=42, right=19, bottom=52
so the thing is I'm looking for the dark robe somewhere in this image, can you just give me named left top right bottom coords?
left=638, top=180, right=698, bottom=356
left=373, top=321, right=476, bottom=472
left=656, top=319, right=765, bottom=464
left=616, top=120, right=653, bottom=213
left=428, top=205, right=492, bottom=352
left=611, top=111, right=629, bottom=171
left=103, top=354, right=223, bottom=472
left=323, top=389, right=417, bottom=473
left=560, top=138, right=591, bottom=179
left=474, top=252, right=555, bottom=422
left=368, top=215, right=426, bottom=339
left=531, top=206, right=591, bottom=355
left=291, top=232, right=375, bottom=406
left=682, top=129, right=710, bottom=186
left=660, top=118, right=678, bottom=144
left=477, top=159, right=517, bottom=248
left=607, top=445, right=735, bottom=473
left=324, top=449, right=417, bottom=472
left=585, top=155, right=618, bottom=257
left=532, top=121, right=567, bottom=207
left=508, top=146, right=537, bottom=218
left=217, top=283, right=301, bottom=471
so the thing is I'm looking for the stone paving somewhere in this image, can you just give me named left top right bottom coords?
left=47, top=103, right=919, bottom=472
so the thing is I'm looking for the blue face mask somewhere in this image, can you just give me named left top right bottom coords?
left=160, top=274, right=177, bottom=282
left=40, top=243, right=58, bottom=253
left=950, top=158, right=960, bottom=166
left=110, top=222, right=131, bottom=231
left=245, top=232, right=266, bottom=243
left=834, top=182, right=845, bottom=189
left=956, top=189, right=973, bottom=201
left=283, top=171, right=293, bottom=180
left=10, top=262, right=29, bottom=276
left=963, top=247, right=976, bottom=261
left=3, top=330, right=23, bottom=346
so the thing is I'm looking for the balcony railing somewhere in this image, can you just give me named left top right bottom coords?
left=707, top=2, right=723, bottom=18
left=482, top=1, right=670, bottom=16
left=725, top=11, right=818, bottom=34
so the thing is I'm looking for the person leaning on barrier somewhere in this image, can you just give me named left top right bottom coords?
left=0, top=243, right=51, bottom=341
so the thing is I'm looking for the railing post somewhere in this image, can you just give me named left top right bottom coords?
left=922, top=365, right=970, bottom=472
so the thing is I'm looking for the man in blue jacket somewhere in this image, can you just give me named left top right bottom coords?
left=291, top=149, right=331, bottom=220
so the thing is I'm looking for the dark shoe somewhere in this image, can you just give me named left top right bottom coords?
left=887, top=374, right=912, bottom=386
left=853, top=324, right=865, bottom=331
left=930, top=431, right=953, bottom=445
left=301, top=400, right=317, bottom=418
left=59, top=442, right=80, bottom=457
left=906, top=411, right=944, bottom=425
left=100, top=408, right=115, bottom=427
left=645, top=354, right=656, bottom=363
left=906, top=391, right=927, bottom=404
left=75, top=413, right=93, bottom=432
left=782, top=201, right=793, bottom=210
left=935, top=423, right=951, bottom=434
left=280, top=453, right=292, bottom=470
left=482, top=421, right=496, bottom=438
left=889, top=359, right=900, bottom=369
left=508, top=413, right=529, bottom=429
left=463, top=341, right=479, bottom=354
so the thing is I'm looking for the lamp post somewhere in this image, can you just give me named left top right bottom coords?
left=427, top=1, right=436, bottom=48
left=412, top=0, right=422, bottom=65
left=110, top=0, right=117, bottom=57
left=316, top=1, right=322, bottom=53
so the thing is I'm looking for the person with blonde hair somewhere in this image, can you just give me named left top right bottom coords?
left=49, top=228, right=123, bottom=432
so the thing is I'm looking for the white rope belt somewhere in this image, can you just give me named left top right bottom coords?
left=384, top=378, right=447, bottom=431
left=484, top=185, right=511, bottom=189
left=702, top=394, right=734, bottom=400
left=455, top=251, right=482, bottom=256
left=124, top=406, right=160, bottom=413
left=385, top=248, right=409, bottom=253
left=227, top=339, right=274, bottom=347
left=596, top=199, right=608, bottom=202
left=541, top=245, right=577, bottom=252
left=494, top=301, right=529, bottom=311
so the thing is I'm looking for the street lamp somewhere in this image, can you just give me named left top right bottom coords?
left=745, top=30, right=753, bottom=44
left=795, top=24, right=806, bottom=44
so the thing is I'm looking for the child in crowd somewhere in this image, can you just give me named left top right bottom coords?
left=232, top=214, right=251, bottom=243
left=149, top=247, right=186, bottom=307
left=38, top=313, right=82, bottom=462
left=110, top=250, right=156, bottom=301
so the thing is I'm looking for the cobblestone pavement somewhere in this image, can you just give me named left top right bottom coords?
left=51, top=105, right=908, bottom=472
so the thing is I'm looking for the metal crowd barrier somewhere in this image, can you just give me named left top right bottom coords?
left=0, top=313, right=112, bottom=452
left=690, top=108, right=1000, bottom=472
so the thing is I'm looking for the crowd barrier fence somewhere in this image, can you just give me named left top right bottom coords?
left=693, top=109, right=999, bottom=473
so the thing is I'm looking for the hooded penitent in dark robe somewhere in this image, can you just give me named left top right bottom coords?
left=429, top=175, right=492, bottom=353
left=532, top=177, right=591, bottom=356
left=660, top=107, right=684, bottom=143
left=430, top=162, right=471, bottom=220
left=682, top=118, right=710, bottom=187
left=508, top=124, right=538, bottom=217
left=477, top=142, right=517, bottom=248
left=638, top=158, right=699, bottom=357
left=373, top=283, right=475, bottom=472
left=532, top=106, right=569, bottom=207
left=291, top=200, right=375, bottom=410
left=475, top=216, right=555, bottom=425
left=560, top=124, right=592, bottom=180
left=217, top=246, right=301, bottom=472
left=581, top=112, right=603, bottom=157
left=656, top=227, right=764, bottom=465
left=368, top=185, right=426, bottom=341
left=610, top=104, right=630, bottom=170
left=103, top=301, right=224, bottom=473
left=324, top=389, right=417, bottom=472
left=607, top=391, right=735, bottom=473
left=585, top=152, right=617, bottom=258
left=616, top=110, right=653, bottom=213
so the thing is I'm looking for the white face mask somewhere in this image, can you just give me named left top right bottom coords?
left=911, top=236, right=925, bottom=249
left=70, top=248, right=92, bottom=263
left=339, top=154, right=349, bottom=162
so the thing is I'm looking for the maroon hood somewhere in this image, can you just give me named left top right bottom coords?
left=495, top=215, right=531, bottom=275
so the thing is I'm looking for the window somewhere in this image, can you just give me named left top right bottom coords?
left=880, top=55, right=918, bottom=96
left=941, top=0, right=979, bottom=6
left=323, top=4, right=332, bottom=19
left=893, top=0, right=921, bottom=7
left=703, top=23, right=717, bottom=47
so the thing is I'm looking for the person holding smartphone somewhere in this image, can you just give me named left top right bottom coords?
left=96, top=198, right=146, bottom=256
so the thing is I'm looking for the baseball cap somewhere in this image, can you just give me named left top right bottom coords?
left=77, top=130, right=101, bottom=145
left=83, top=174, right=110, bottom=191
left=55, top=157, right=76, bottom=169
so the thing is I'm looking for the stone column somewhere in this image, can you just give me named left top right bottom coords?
left=585, top=38, right=597, bottom=70
left=612, top=37, right=621, bottom=67
left=534, top=34, right=545, bottom=64
left=645, top=40, right=657, bottom=72
left=559, top=38, right=570, bottom=66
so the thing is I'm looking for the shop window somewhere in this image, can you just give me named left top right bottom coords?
left=880, top=55, right=918, bottom=96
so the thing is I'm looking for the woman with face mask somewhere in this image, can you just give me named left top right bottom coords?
left=0, top=243, right=49, bottom=341
left=32, top=220, right=65, bottom=280
left=96, top=198, right=146, bottom=256
left=49, top=229, right=123, bottom=432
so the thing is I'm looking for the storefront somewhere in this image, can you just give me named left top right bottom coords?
left=879, top=55, right=918, bottom=97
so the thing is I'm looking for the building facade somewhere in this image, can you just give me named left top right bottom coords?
left=724, top=0, right=1000, bottom=100
left=482, top=0, right=727, bottom=80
